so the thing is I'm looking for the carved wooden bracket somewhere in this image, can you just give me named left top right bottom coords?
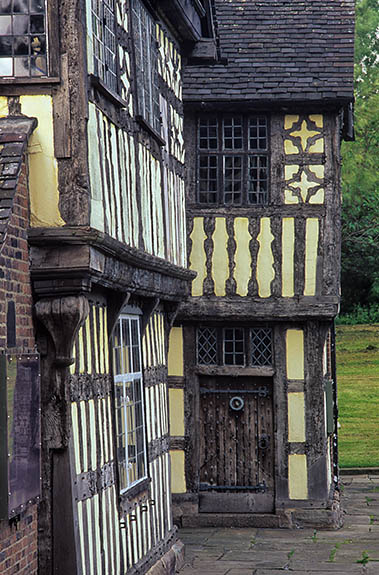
left=35, top=296, right=90, bottom=367
left=141, top=297, right=160, bottom=334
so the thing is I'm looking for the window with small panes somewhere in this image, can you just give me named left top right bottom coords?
left=112, top=312, right=148, bottom=493
left=0, top=0, right=47, bottom=78
left=197, top=114, right=269, bottom=206
left=91, top=0, right=117, bottom=93
left=197, top=326, right=273, bottom=367
left=131, top=0, right=160, bottom=134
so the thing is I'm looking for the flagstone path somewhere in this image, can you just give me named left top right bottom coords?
left=179, top=474, right=379, bottom=574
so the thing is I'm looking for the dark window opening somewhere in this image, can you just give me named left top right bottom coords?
left=197, top=114, right=269, bottom=206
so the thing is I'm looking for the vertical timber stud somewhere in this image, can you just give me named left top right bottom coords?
left=35, top=296, right=90, bottom=575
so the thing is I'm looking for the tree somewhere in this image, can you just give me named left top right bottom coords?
left=340, top=0, right=379, bottom=312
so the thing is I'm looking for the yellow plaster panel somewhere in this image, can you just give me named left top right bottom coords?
left=168, top=327, right=183, bottom=377
left=169, top=388, right=185, bottom=436
left=282, top=218, right=295, bottom=297
left=289, top=454, right=308, bottom=500
left=190, top=217, right=207, bottom=296
left=284, top=139, right=299, bottom=155
left=291, top=120, right=320, bottom=152
left=284, top=115, right=299, bottom=130
left=20, top=95, right=65, bottom=227
left=170, top=450, right=186, bottom=493
left=286, top=329, right=304, bottom=380
left=309, top=114, right=323, bottom=128
left=212, top=217, right=229, bottom=297
left=304, top=218, right=319, bottom=296
left=288, top=392, right=306, bottom=442
left=256, top=217, right=274, bottom=298
left=234, top=217, right=251, bottom=296
left=308, top=138, right=324, bottom=154
left=0, top=97, right=9, bottom=117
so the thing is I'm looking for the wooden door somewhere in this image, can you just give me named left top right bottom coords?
left=199, top=376, right=274, bottom=513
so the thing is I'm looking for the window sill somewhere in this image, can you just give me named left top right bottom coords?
left=195, top=365, right=274, bottom=377
left=135, top=115, right=166, bottom=147
left=89, top=74, right=128, bottom=109
left=0, top=77, right=60, bottom=85
left=120, top=476, right=151, bottom=502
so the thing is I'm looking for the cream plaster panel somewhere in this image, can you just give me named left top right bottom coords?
left=289, top=454, right=308, bottom=500
left=170, top=450, right=186, bottom=493
left=234, top=217, right=251, bottom=296
left=282, top=218, right=295, bottom=297
left=20, top=95, right=64, bottom=227
left=212, top=218, right=229, bottom=297
left=169, top=388, right=185, bottom=436
left=256, top=217, right=274, bottom=298
left=304, top=218, right=319, bottom=296
left=284, top=115, right=299, bottom=130
left=286, top=329, right=304, bottom=380
left=168, top=327, right=183, bottom=377
left=0, top=97, right=9, bottom=117
left=288, top=392, right=306, bottom=442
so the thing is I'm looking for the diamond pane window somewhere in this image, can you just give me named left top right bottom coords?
left=91, top=0, right=117, bottom=93
left=113, top=312, right=147, bottom=493
left=223, top=328, right=245, bottom=366
left=250, top=328, right=272, bottom=366
left=197, top=327, right=217, bottom=365
left=0, top=0, right=47, bottom=78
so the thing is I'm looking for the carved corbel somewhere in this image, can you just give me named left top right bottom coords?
left=107, top=292, right=131, bottom=339
left=35, top=295, right=90, bottom=367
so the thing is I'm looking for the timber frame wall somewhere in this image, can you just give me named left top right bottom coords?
left=0, top=1, right=203, bottom=574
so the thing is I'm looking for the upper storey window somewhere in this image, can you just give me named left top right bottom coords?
left=0, top=0, right=47, bottom=77
left=91, top=0, right=117, bottom=93
left=131, top=0, right=160, bottom=133
left=198, top=114, right=269, bottom=206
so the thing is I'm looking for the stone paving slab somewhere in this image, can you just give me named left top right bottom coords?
left=179, top=475, right=379, bottom=575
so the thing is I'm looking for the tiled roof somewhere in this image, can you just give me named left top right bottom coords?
left=183, top=0, right=355, bottom=103
left=0, top=117, right=37, bottom=248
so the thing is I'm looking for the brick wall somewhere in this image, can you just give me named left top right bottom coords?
left=0, top=506, right=38, bottom=575
left=0, top=160, right=35, bottom=351
left=0, top=157, right=38, bottom=575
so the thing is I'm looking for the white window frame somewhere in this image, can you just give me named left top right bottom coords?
left=113, top=312, right=148, bottom=493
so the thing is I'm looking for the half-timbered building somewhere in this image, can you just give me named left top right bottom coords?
left=0, top=2, right=205, bottom=575
left=0, top=0, right=355, bottom=574
left=168, top=0, right=355, bottom=529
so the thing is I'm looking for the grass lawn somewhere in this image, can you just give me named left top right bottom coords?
left=336, top=324, right=379, bottom=468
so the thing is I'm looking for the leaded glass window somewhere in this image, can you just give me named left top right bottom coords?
left=132, top=0, right=160, bottom=133
left=197, top=114, right=269, bottom=205
left=250, top=328, right=272, bottom=366
left=223, top=328, right=245, bottom=366
left=197, top=327, right=217, bottom=365
left=91, top=0, right=117, bottom=93
left=113, top=313, right=147, bottom=493
left=196, top=326, right=273, bottom=367
left=0, top=0, right=47, bottom=78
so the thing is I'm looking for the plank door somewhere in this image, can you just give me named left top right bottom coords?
left=199, top=376, right=274, bottom=513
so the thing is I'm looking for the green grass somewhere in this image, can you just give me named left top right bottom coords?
left=336, top=324, right=379, bottom=468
